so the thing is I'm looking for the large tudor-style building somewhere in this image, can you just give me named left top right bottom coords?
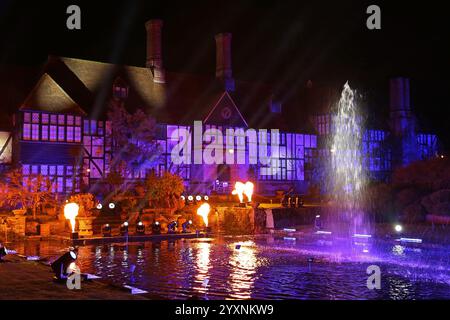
left=0, top=20, right=439, bottom=196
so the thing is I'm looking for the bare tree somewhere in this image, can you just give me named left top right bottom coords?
left=107, top=103, right=162, bottom=180
left=0, top=168, right=55, bottom=219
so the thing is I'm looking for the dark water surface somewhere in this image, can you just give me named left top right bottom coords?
left=9, top=234, right=450, bottom=300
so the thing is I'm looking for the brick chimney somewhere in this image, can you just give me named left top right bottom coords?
left=145, top=19, right=165, bottom=83
left=389, top=77, right=414, bottom=136
left=389, top=77, right=418, bottom=166
left=389, top=77, right=410, bottom=111
left=215, top=33, right=235, bottom=91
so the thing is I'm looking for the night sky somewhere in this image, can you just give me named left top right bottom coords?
left=0, top=0, right=449, bottom=149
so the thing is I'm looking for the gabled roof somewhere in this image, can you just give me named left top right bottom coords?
left=204, top=91, right=248, bottom=127
left=20, top=73, right=87, bottom=116
left=59, top=57, right=166, bottom=119
left=0, top=55, right=334, bottom=134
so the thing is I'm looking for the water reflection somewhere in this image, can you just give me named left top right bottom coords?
left=388, top=277, right=414, bottom=300
left=8, top=237, right=450, bottom=300
left=228, top=241, right=258, bottom=299
left=392, top=245, right=405, bottom=256
left=193, top=241, right=211, bottom=297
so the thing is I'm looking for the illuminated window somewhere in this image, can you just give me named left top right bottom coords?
left=57, top=177, right=64, bottom=193
left=40, top=165, right=48, bottom=175
left=32, top=113, right=39, bottom=123
left=90, top=120, right=97, bottom=135
left=67, top=126, right=74, bottom=142
left=84, top=120, right=90, bottom=134
left=31, top=124, right=39, bottom=140
left=41, top=113, right=49, bottom=124
left=113, top=77, right=128, bottom=99
left=97, top=121, right=104, bottom=135
left=58, top=126, right=65, bottom=141
left=23, top=124, right=31, bottom=140
left=22, top=165, right=30, bottom=175
left=24, top=112, right=31, bottom=123
left=74, top=127, right=81, bottom=142
left=21, top=164, right=80, bottom=193
left=49, top=125, right=57, bottom=141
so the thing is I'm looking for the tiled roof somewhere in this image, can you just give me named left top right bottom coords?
left=0, top=55, right=337, bottom=134
left=20, top=73, right=87, bottom=116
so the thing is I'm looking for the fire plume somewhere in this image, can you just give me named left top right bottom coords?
left=64, top=202, right=79, bottom=232
left=232, top=182, right=245, bottom=203
left=197, top=203, right=211, bottom=227
left=244, top=181, right=254, bottom=202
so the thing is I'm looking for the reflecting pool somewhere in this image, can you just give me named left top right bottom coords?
left=10, top=234, right=450, bottom=300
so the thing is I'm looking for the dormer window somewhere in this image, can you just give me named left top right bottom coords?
left=113, top=77, right=128, bottom=99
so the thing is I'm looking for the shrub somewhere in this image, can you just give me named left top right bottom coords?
left=68, top=193, right=96, bottom=217
left=421, top=189, right=450, bottom=216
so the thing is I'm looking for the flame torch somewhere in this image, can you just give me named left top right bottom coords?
left=232, top=181, right=245, bottom=203
left=244, top=181, right=254, bottom=203
left=64, top=202, right=79, bottom=240
left=197, top=203, right=211, bottom=231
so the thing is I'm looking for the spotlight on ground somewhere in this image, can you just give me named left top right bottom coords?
left=0, top=244, right=8, bottom=261
left=102, top=224, right=111, bottom=237
left=195, top=195, right=202, bottom=202
left=136, top=221, right=145, bottom=235
left=182, top=220, right=193, bottom=233
left=109, top=202, right=115, bottom=209
left=187, top=195, right=194, bottom=205
left=50, top=248, right=78, bottom=280
left=167, top=221, right=177, bottom=233
left=398, top=237, right=422, bottom=244
left=395, top=224, right=403, bottom=233
left=120, top=222, right=129, bottom=236
left=204, top=195, right=209, bottom=201
left=96, top=203, right=103, bottom=210
left=152, top=221, right=161, bottom=234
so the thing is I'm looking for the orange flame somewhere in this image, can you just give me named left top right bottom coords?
left=232, top=181, right=245, bottom=203
left=197, top=203, right=211, bottom=227
left=244, top=181, right=254, bottom=202
left=232, top=181, right=254, bottom=203
left=64, top=202, right=79, bottom=233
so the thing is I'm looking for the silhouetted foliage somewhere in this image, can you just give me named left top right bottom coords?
left=107, top=103, right=161, bottom=178
left=364, top=157, right=450, bottom=222
left=144, top=171, right=184, bottom=208
left=0, top=168, right=55, bottom=219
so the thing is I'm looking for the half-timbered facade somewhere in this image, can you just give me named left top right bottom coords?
left=0, top=19, right=440, bottom=195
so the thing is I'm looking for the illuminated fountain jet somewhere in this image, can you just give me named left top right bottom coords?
left=328, top=82, right=369, bottom=236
